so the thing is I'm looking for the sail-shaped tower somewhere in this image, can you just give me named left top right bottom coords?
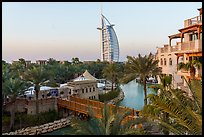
left=97, top=14, right=119, bottom=62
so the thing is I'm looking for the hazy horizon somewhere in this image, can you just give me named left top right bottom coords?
left=2, top=2, right=202, bottom=63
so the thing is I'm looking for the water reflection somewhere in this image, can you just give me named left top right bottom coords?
left=119, top=79, right=155, bottom=110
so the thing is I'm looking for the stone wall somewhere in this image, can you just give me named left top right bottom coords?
left=4, top=97, right=58, bottom=115
left=27, top=97, right=58, bottom=115
left=2, top=117, right=71, bottom=135
left=4, top=99, right=27, bottom=113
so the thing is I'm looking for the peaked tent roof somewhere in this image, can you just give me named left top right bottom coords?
left=73, top=70, right=98, bottom=81
left=83, top=70, right=98, bottom=80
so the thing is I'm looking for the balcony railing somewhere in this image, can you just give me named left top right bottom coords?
left=184, top=15, right=202, bottom=27
left=171, top=45, right=178, bottom=52
left=180, top=69, right=189, bottom=74
left=181, top=42, right=193, bottom=50
left=180, top=39, right=202, bottom=52
left=159, top=39, right=201, bottom=54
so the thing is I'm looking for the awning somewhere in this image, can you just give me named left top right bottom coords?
left=168, top=33, right=181, bottom=39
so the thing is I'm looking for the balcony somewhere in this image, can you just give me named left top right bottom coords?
left=170, top=45, right=178, bottom=52
left=177, top=66, right=202, bottom=80
left=184, top=15, right=202, bottom=28
left=177, top=69, right=190, bottom=77
left=178, top=39, right=202, bottom=53
left=159, top=36, right=201, bottom=55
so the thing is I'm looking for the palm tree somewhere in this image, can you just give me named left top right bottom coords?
left=71, top=57, right=82, bottom=65
left=90, top=61, right=109, bottom=79
left=103, top=63, right=120, bottom=92
left=178, top=59, right=202, bottom=79
left=65, top=103, right=149, bottom=135
left=10, top=58, right=27, bottom=78
left=44, top=62, right=69, bottom=84
left=142, top=79, right=202, bottom=135
left=2, top=61, right=11, bottom=101
left=18, top=58, right=26, bottom=68
left=47, top=58, right=58, bottom=65
left=159, top=74, right=172, bottom=89
left=3, top=78, right=30, bottom=131
left=121, top=53, right=161, bottom=105
left=23, top=66, right=50, bottom=114
left=158, top=74, right=172, bottom=135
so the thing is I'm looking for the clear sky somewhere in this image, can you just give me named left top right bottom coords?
left=2, top=2, right=202, bottom=63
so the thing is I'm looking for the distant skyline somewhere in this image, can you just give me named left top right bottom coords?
left=2, top=2, right=202, bottom=63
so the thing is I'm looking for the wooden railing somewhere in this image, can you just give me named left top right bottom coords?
left=179, top=39, right=201, bottom=51
left=184, top=15, right=202, bottom=27
left=170, top=45, right=178, bottom=52
left=57, top=96, right=140, bottom=124
left=70, top=96, right=104, bottom=109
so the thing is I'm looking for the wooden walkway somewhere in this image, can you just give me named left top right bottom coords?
left=57, top=96, right=140, bottom=122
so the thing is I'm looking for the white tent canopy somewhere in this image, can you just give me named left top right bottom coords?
left=24, top=86, right=54, bottom=96
left=74, top=70, right=98, bottom=81
left=60, top=83, right=67, bottom=87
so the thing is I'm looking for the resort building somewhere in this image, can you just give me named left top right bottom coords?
left=97, top=14, right=119, bottom=62
left=36, top=60, right=47, bottom=65
left=156, top=8, right=202, bottom=94
left=12, top=60, right=32, bottom=68
left=59, top=70, right=99, bottom=100
left=25, top=60, right=31, bottom=67
left=156, top=44, right=183, bottom=88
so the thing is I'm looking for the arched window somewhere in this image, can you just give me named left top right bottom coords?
left=169, top=58, right=172, bottom=66
left=160, top=58, right=163, bottom=65
left=164, top=58, right=166, bottom=65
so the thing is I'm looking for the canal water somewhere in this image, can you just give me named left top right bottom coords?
left=43, top=80, right=156, bottom=135
left=119, top=79, right=155, bottom=110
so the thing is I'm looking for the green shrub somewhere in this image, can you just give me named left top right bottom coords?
left=99, top=89, right=120, bottom=102
left=2, top=115, right=10, bottom=126
left=13, top=110, right=61, bottom=128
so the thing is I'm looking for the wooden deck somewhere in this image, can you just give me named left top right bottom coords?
left=57, top=96, right=140, bottom=123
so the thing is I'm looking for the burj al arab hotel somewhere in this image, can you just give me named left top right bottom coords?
left=97, top=14, right=119, bottom=62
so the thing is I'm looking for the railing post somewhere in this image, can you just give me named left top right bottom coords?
left=197, top=27, right=201, bottom=40
left=196, top=16, right=198, bottom=24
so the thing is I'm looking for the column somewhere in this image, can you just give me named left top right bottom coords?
left=180, top=33, right=184, bottom=43
left=176, top=56, right=179, bottom=70
left=197, top=27, right=201, bottom=40
left=169, top=38, right=172, bottom=46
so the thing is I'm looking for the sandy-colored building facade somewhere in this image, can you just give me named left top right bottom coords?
left=36, top=60, right=48, bottom=65
left=59, top=70, right=99, bottom=100
left=156, top=8, right=202, bottom=94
